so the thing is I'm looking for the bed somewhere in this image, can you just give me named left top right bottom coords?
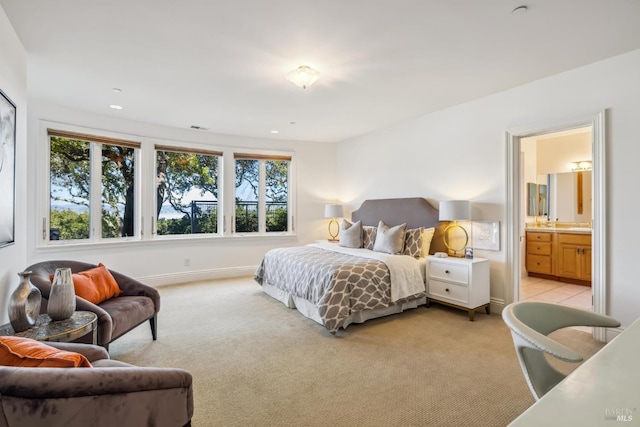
left=254, top=198, right=445, bottom=334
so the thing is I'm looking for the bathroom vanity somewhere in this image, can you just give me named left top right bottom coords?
left=525, top=226, right=592, bottom=286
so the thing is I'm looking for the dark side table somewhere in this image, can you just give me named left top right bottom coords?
left=0, top=311, right=97, bottom=345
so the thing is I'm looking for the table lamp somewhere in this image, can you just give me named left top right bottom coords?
left=324, top=204, right=343, bottom=242
left=439, top=200, right=471, bottom=257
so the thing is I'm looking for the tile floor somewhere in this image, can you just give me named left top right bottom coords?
left=520, top=276, right=592, bottom=310
left=520, top=276, right=593, bottom=333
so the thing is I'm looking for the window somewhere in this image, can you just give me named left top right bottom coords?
left=155, top=145, right=221, bottom=236
left=234, top=154, right=291, bottom=233
left=42, top=123, right=294, bottom=246
left=47, top=129, right=140, bottom=242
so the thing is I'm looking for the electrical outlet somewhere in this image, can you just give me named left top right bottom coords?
left=184, top=258, right=191, bottom=267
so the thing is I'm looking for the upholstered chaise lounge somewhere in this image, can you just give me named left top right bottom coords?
left=0, top=341, right=193, bottom=427
left=27, top=260, right=160, bottom=350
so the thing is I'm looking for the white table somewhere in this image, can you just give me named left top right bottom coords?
left=509, top=318, right=640, bottom=426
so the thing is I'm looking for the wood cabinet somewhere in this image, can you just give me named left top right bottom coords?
left=426, top=256, right=490, bottom=321
left=556, top=233, right=592, bottom=282
left=525, top=230, right=591, bottom=285
left=526, top=232, right=553, bottom=275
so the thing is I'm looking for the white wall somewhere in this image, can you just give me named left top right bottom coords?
left=337, top=49, right=640, bottom=328
left=0, top=5, right=28, bottom=324
left=537, top=132, right=591, bottom=175
left=24, top=101, right=338, bottom=286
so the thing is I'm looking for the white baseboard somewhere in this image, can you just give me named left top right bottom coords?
left=489, top=298, right=506, bottom=315
left=137, top=266, right=257, bottom=287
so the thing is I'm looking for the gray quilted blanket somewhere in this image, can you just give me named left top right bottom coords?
left=254, top=245, right=424, bottom=334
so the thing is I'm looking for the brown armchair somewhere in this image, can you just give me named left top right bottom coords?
left=27, top=260, right=160, bottom=351
left=0, top=342, right=193, bottom=427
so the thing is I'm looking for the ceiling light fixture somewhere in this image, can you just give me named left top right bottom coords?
left=109, top=104, right=123, bottom=110
left=286, top=65, right=320, bottom=89
left=270, top=130, right=279, bottom=134
left=112, top=88, right=122, bottom=93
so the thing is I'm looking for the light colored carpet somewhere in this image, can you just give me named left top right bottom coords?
left=109, top=277, right=604, bottom=427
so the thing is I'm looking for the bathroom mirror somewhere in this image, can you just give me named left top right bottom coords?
left=543, top=171, right=592, bottom=223
left=527, top=182, right=548, bottom=217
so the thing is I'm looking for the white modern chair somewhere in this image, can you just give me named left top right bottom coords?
left=502, top=301, right=620, bottom=400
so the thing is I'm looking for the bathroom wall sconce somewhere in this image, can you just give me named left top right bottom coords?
left=439, top=200, right=471, bottom=257
left=570, top=160, right=592, bottom=171
left=324, top=204, right=343, bottom=241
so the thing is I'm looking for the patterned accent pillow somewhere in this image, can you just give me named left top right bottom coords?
left=421, top=227, right=436, bottom=256
left=362, top=226, right=377, bottom=250
left=339, top=219, right=363, bottom=248
left=373, top=221, right=407, bottom=255
left=403, top=227, right=424, bottom=257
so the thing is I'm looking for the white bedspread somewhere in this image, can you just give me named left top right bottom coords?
left=309, top=242, right=425, bottom=302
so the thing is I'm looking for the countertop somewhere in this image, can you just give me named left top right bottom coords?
left=525, top=227, right=591, bottom=235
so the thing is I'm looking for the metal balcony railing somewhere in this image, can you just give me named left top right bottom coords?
left=185, top=200, right=287, bottom=233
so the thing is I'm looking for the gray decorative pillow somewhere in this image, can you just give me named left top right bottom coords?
left=362, top=226, right=377, bottom=250
left=373, top=221, right=407, bottom=254
left=339, top=219, right=363, bottom=248
left=403, top=227, right=424, bottom=257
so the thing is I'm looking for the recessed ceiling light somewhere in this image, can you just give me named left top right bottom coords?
left=109, top=104, right=123, bottom=110
left=112, top=88, right=122, bottom=93
left=271, top=130, right=280, bottom=134
left=512, top=5, right=528, bottom=15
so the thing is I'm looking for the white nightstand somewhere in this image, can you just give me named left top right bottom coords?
left=425, top=255, right=490, bottom=321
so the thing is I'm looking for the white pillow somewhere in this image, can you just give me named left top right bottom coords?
left=339, top=219, right=363, bottom=248
left=421, top=227, right=436, bottom=257
left=373, top=221, right=407, bottom=254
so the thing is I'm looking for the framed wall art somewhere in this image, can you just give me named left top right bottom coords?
left=0, top=89, right=16, bottom=247
left=472, top=221, right=500, bottom=251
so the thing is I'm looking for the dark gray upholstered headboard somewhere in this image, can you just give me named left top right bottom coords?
left=351, top=197, right=446, bottom=254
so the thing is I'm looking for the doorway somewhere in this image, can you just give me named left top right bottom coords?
left=505, top=111, right=607, bottom=341
left=519, top=128, right=592, bottom=311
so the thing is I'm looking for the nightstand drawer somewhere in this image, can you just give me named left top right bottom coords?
left=428, top=280, right=469, bottom=304
left=428, top=262, right=468, bottom=285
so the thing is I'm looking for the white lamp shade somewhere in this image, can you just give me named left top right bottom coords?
left=324, top=204, right=343, bottom=219
left=439, top=200, right=471, bottom=221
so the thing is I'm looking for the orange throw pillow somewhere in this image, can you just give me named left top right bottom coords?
left=0, top=336, right=92, bottom=367
left=72, top=263, right=122, bottom=304
left=50, top=263, right=122, bottom=305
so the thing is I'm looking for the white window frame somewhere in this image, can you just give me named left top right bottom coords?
left=232, top=152, right=295, bottom=236
left=42, top=123, right=142, bottom=245
left=37, top=121, right=296, bottom=248
left=152, top=144, right=223, bottom=239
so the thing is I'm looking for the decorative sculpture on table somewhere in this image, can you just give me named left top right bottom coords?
left=48, top=267, right=76, bottom=320
left=9, top=271, right=42, bottom=332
